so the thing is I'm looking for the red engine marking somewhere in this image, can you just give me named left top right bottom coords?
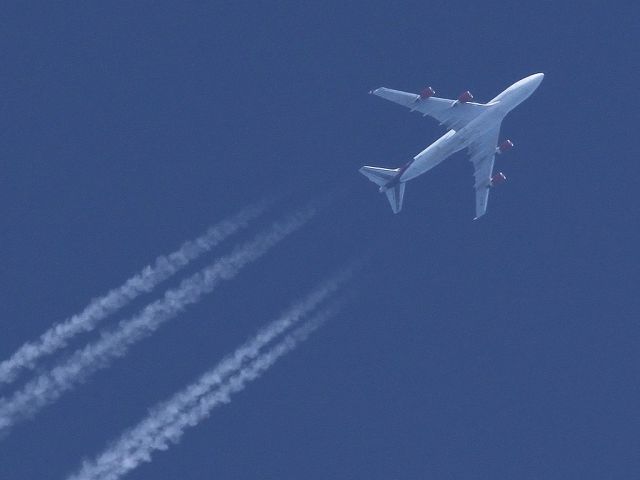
left=419, top=86, right=435, bottom=99
left=491, top=172, right=507, bottom=186
left=498, top=140, right=514, bottom=153
left=457, top=90, right=474, bottom=103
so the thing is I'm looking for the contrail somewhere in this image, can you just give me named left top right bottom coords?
left=0, top=203, right=318, bottom=437
left=0, top=201, right=270, bottom=388
left=66, top=269, right=353, bottom=480
left=67, top=303, right=339, bottom=480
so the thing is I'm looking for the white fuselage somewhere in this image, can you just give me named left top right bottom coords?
left=399, top=73, right=544, bottom=183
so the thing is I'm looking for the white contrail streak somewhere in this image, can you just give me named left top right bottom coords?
left=0, top=201, right=270, bottom=388
left=68, top=304, right=337, bottom=480
left=0, top=204, right=317, bottom=437
left=67, top=269, right=352, bottom=480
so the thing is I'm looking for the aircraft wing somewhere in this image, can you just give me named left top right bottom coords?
left=467, top=124, right=501, bottom=219
left=370, top=87, right=489, bottom=131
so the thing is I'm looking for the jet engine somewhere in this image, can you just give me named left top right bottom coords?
left=496, top=139, right=514, bottom=154
left=457, top=90, right=474, bottom=103
left=419, top=86, right=436, bottom=99
left=490, top=172, right=507, bottom=187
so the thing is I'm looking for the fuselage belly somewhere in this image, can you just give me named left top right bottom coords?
left=400, top=73, right=543, bottom=184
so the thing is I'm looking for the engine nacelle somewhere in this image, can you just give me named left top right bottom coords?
left=419, top=86, right=436, bottom=99
left=496, top=139, right=514, bottom=154
left=490, top=172, right=507, bottom=187
left=457, top=90, right=474, bottom=103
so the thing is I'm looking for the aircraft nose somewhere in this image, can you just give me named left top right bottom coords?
left=530, top=73, right=544, bottom=87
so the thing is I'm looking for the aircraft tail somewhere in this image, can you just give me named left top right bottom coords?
left=359, top=166, right=405, bottom=214
left=359, top=166, right=398, bottom=187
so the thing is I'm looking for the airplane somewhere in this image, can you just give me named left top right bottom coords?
left=359, top=73, right=544, bottom=219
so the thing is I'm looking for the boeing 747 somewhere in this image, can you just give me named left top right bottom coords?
left=359, top=73, right=544, bottom=219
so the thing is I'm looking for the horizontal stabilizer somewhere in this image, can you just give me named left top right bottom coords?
left=359, top=165, right=406, bottom=213
left=385, top=182, right=405, bottom=214
left=359, top=166, right=398, bottom=187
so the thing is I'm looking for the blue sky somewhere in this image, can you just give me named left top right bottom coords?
left=0, top=2, right=637, bottom=479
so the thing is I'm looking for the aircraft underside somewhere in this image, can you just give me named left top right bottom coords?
left=359, top=73, right=543, bottom=219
